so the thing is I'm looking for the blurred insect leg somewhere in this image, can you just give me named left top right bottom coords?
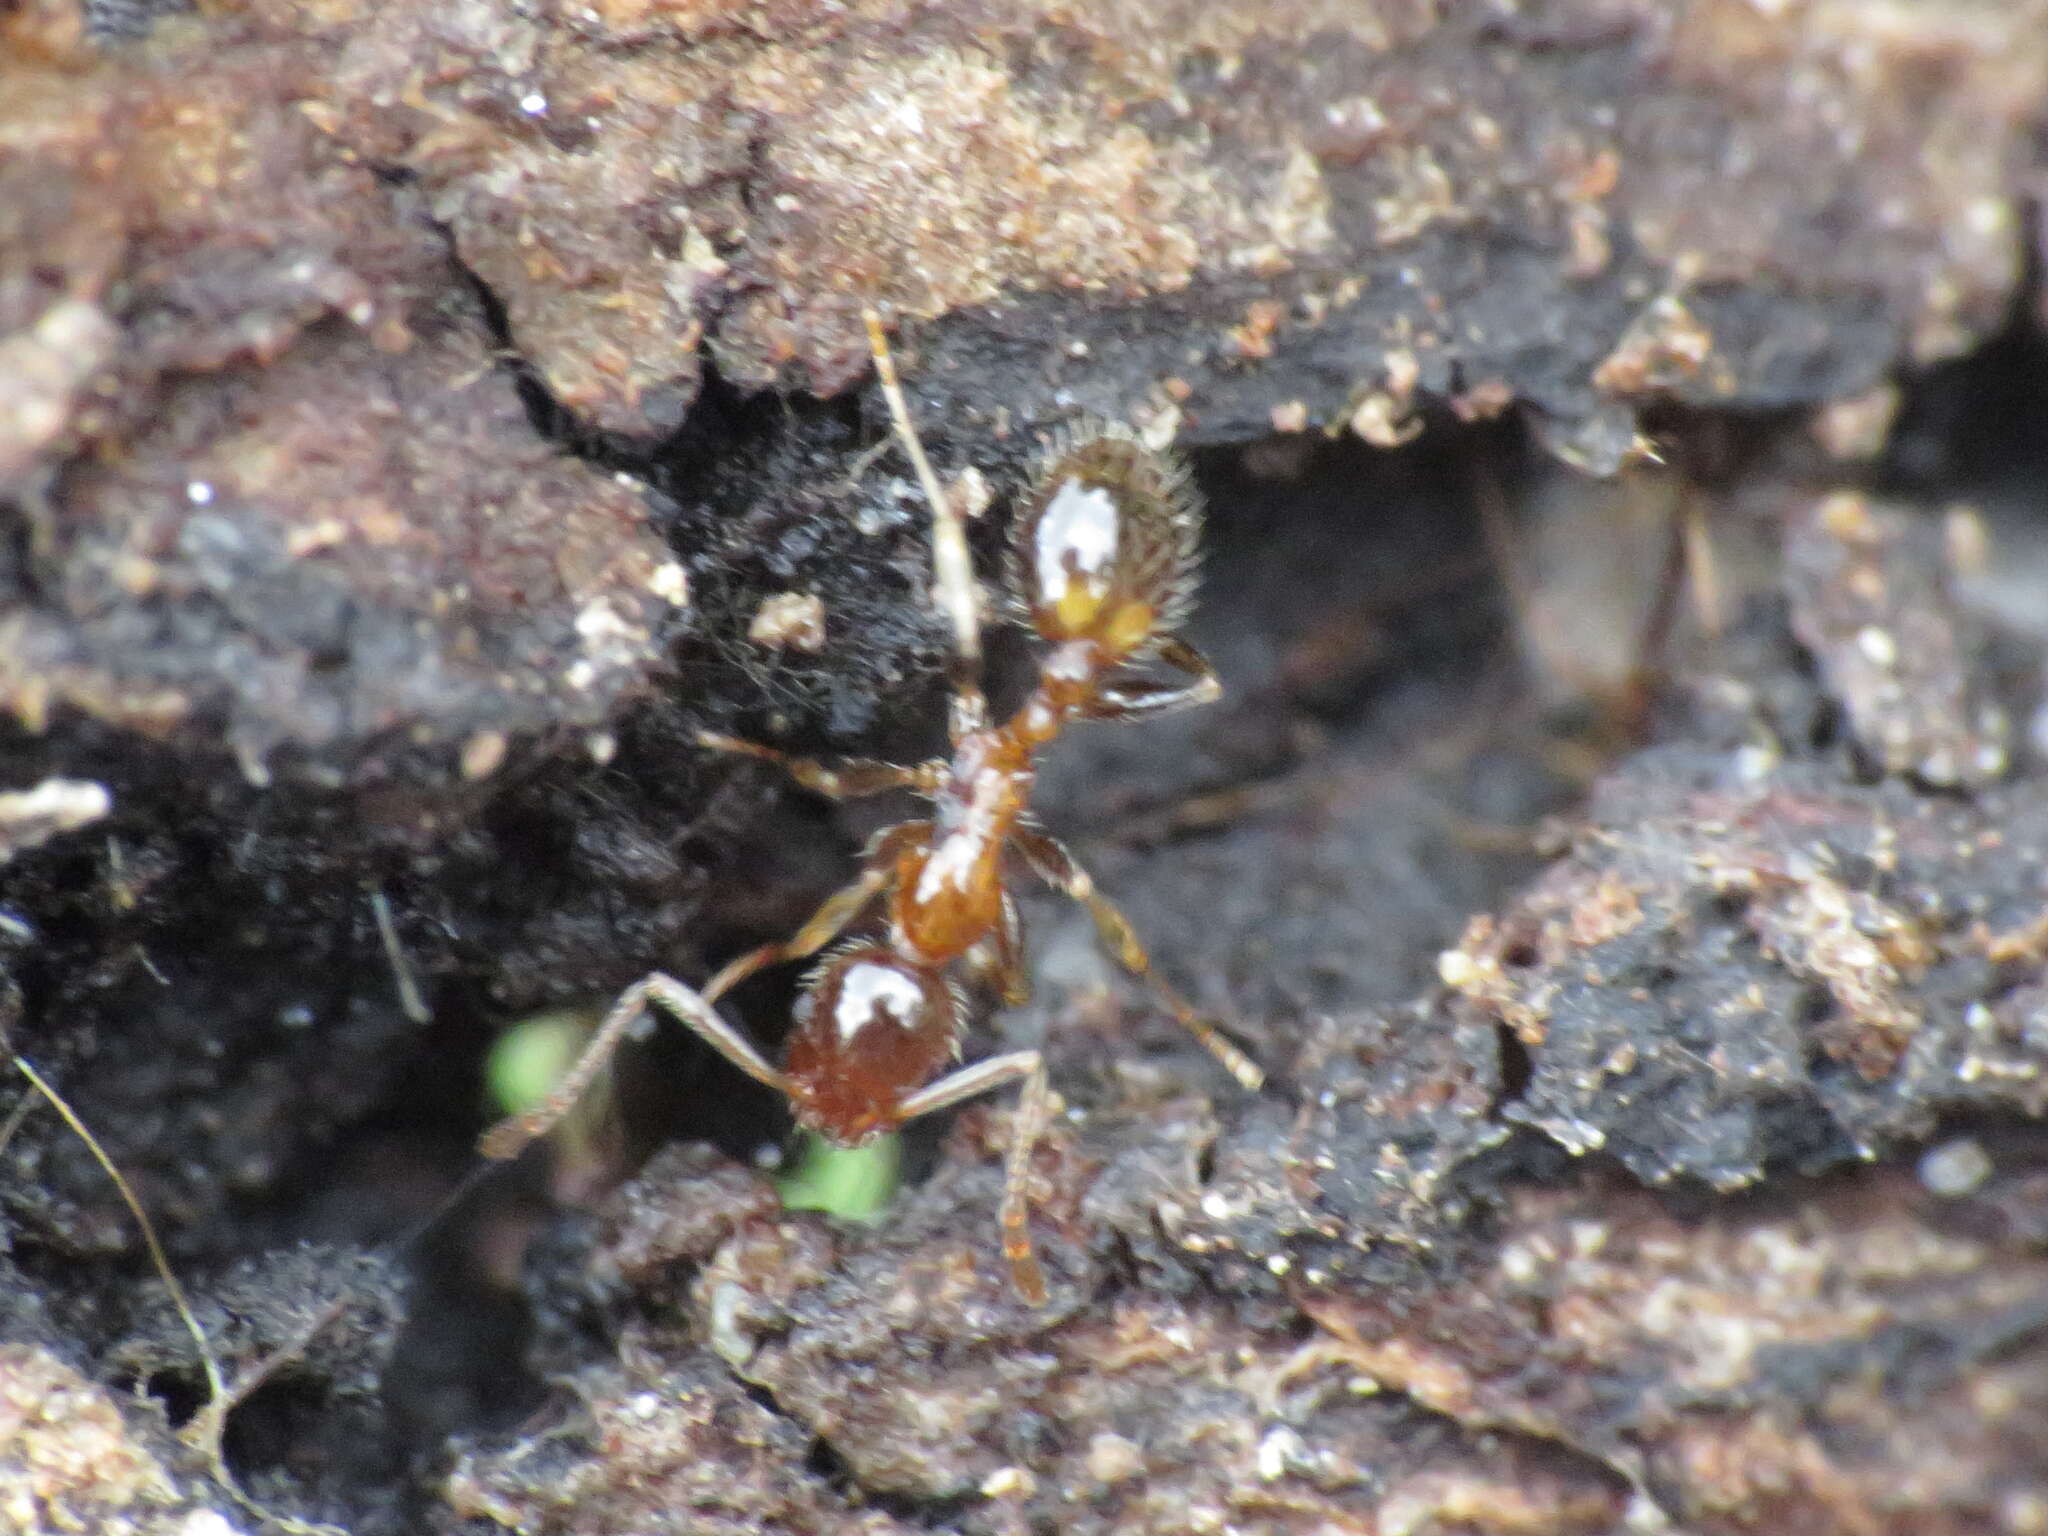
left=697, top=732, right=941, bottom=799
left=992, top=888, right=1030, bottom=1007
left=1079, top=635, right=1222, bottom=722
left=959, top=887, right=1030, bottom=1009
left=703, top=821, right=929, bottom=1005
left=898, top=1049, right=1049, bottom=1304
left=860, top=305, right=989, bottom=741
left=1157, top=635, right=1223, bottom=690
left=1011, top=828, right=1264, bottom=1091
left=478, top=974, right=785, bottom=1161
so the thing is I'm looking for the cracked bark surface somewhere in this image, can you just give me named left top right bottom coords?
left=3, top=1, right=2048, bottom=1534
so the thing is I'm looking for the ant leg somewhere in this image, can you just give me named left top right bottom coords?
left=964, top=887, right=1031, bottom=1007
left=1156, top=634, right=1223, bottom=690
left=897, top=1049, right=1050, bottom=1304
left=478, top=973, right=786, bottom=1161
left=698, top=732, right=942, bottom=800
left=1010, top=827, right=1264, bottom=1091
left=703, top=821, right=927, bottom=1004
left=1079, top=635, right=1221, bottom=723
left=992, top=889, right=1030, bottom=1007
left=861, top=306, right=989, bottom=742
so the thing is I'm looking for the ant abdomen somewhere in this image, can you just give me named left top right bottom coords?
left=1006, top=424, right=1201, bottom=660
left=783, top=945, right=962, bottom=1143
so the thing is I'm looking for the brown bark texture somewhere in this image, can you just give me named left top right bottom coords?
left=3, top=1, right=2048, bottom=1533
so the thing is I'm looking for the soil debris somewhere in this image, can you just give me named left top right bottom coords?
left=2, top=2, right=2046, bottom=1533
left=1786, top=490, right=2010, bottom=786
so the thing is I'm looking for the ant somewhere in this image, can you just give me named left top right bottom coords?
left=481, top=308, right=1263, bottom=1303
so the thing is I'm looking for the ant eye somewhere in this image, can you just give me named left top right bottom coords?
left=1007, top=424, right=1201, bottom=654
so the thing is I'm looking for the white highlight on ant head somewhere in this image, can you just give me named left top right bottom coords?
left=1035, top=478, right=1120, bottom=607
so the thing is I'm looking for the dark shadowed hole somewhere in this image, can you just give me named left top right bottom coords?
left=802, top=1431, right=855, bottom=1495
left=1708, top=887, right=1752, bottom=923
left=143, top=1367, right=208, bottom=1430
left=221, top=1374, right=329, bottom=1482
left=1492, top=1022, right=1534, bottom=1112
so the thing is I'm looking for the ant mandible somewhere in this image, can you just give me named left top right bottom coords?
left=481, top=308, right=1263, bottom=1303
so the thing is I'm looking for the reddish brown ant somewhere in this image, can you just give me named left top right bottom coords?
left=481, top=308, right=1263, bottom=1303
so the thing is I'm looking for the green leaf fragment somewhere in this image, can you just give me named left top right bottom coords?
left=485, top=1008, right=594, bottom=1117
left=776, top=1130, right=901, bottom=1221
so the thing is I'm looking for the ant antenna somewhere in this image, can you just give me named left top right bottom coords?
left=862, top=306, right=987, bottom=736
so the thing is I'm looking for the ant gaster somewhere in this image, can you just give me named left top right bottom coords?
left=482, top=309, right=1263, bottom=1303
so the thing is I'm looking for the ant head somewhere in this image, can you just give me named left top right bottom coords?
left=1005, top=423, right=1201, bottom=660
left=784, top=946, right=961, bottom=1144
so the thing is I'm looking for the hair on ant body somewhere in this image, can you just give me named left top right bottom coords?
left=482, top=308, right=1263, bottom=1304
